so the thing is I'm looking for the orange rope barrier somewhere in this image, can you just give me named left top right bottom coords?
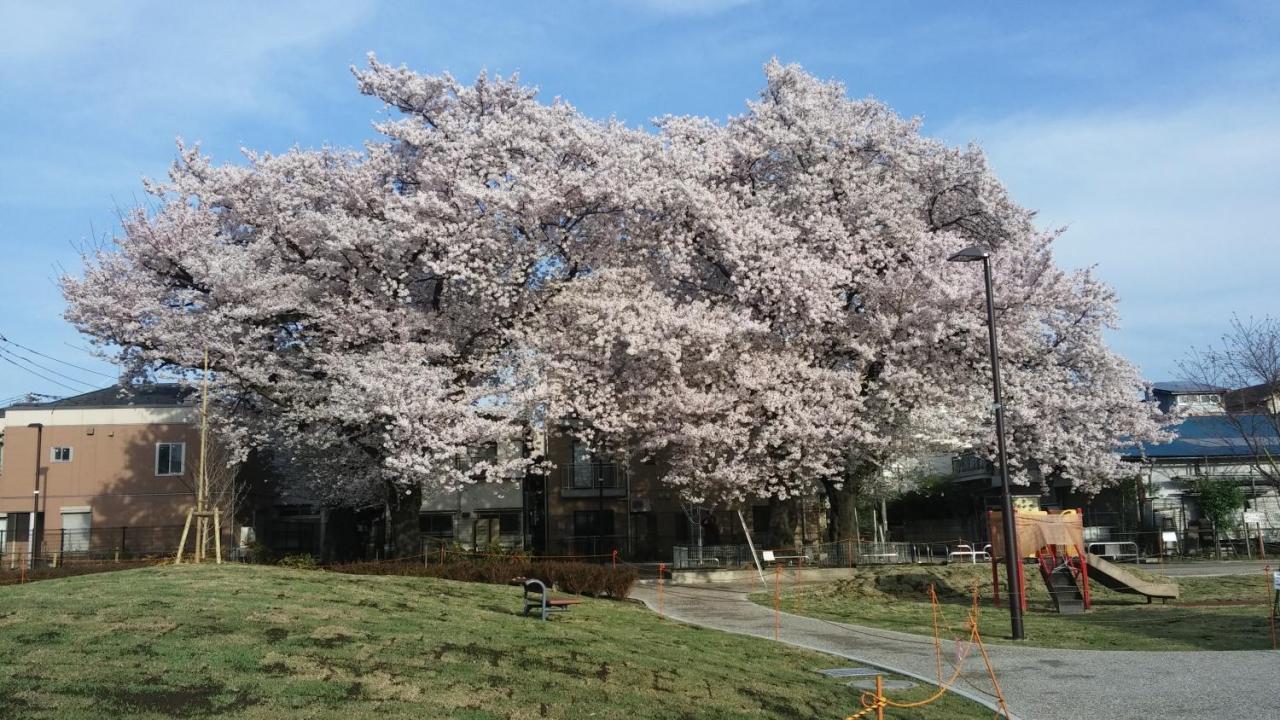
left=773, top=564, right=781, bottom=641
left=657, top=562, right=665, bottom=619
left=844, top=583, right=1007, bottom=719
left=1267, top=564, right=1277, bottom=651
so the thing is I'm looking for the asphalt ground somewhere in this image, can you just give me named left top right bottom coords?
left=631, top=579, right=1280, bottom=720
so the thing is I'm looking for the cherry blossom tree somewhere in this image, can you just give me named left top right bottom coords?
left=62, top=56, right=649, bottom=555
left=64, top=56, right=1166, bottom=554
left=534, top=61, right=1167, bottom=539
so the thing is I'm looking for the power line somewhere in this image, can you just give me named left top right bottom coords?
left=0, top=346, right=96, bottom=389
left=0, top=333, right=116, bottom=379
left=0, top=353, right=82, bottom=392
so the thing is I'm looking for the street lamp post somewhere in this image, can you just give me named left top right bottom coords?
left=948, top=245, right=1025, bottom=640
left=28, top=422, right=44, bottom=568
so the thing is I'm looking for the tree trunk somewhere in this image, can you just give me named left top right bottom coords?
left=767, top=496, right=797, bottom=548
left=1212, top=521, right=1221, bottom=560
left=387, top=482, right=423, bottom=558
left=822, top=478, right=856, bottom=542
left=822, top=463, right=879, bottom=541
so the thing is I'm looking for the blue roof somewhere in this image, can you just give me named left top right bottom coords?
left=1123, top=414, right=1280, bottom=459
left=1150, top=381, right=1226, bottom=394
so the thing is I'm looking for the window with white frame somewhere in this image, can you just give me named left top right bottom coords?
left=155, top=442, right=185, bottom=476
left=61, top=509, right=91, bottom=553
left=51, top=446, right=72, bottom=463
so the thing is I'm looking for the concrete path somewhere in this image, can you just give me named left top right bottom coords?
left=1159, top=560, right=1274, bottom=577
left=631, top=580, right=1280, bottom=720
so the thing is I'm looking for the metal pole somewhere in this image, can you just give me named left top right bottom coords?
left=982, top=257, right=1025, bottom=640
left=28, top=423, right=43, bottom=567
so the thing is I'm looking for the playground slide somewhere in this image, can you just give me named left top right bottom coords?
left=1085, top=553, right=1179, bottom=601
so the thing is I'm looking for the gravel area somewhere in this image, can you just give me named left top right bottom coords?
left=631, top=580, right=1280, bottom=720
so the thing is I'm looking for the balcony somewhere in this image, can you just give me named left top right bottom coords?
left=952, top=454, right=994, bottom=482
left=561, top=463, right=628, bottom=498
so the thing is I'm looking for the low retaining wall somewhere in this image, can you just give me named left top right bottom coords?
left=670, top=566, right=861, bottom=584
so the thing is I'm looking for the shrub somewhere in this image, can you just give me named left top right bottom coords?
left=329, top=557, right=637, bottom=598
left=277, top=553, right=319, bottom=569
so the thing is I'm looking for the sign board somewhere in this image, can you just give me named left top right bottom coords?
left=1244, top=511, right=1264, bottom=524
left=1274, top=572, right=1279, bottom=591
left=1161, top=531, right=1178, bottom=543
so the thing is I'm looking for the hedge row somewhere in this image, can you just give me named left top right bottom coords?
left=329, top=558, right=637, bottom=598
left=0, top=559, right=161, bottom=587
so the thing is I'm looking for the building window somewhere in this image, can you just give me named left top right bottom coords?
left=60, top=509, right=91, bottom=553
left=6, top=512, right=41, bottom=543
left=51, top=446, right=72, bottom=463
left=155, top=443, right=185, bottom=476
left=573, top=510, right=615, bottom=538
left=420, top=513, right=454, bottom=538
left=498, top=512, right=520, bottom=534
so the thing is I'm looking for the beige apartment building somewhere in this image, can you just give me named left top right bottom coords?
left=0, top=385, right=200, bottom=565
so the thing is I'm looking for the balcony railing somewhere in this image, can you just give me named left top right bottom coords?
left=952, top=454, right=994, bottom=480
left=561, top=463, right=627, bottom=497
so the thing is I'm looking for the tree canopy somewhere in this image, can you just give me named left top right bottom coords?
left=63, top=57, right=1166, bottom=547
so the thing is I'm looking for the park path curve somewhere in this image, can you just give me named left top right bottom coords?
left=629, top=580, right=1279, bottom=720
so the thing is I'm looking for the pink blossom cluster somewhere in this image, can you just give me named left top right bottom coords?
left=62, top=57, right=1167, bottom=505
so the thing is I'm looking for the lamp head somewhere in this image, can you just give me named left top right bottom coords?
left=947, top=245, right=991, bottom=263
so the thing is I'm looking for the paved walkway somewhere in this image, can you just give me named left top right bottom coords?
left=630, top=580, right=1280, bottom=720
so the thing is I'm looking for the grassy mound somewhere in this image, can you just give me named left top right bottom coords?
left=0, top=564, right=988, bottom=719
left=752, top=564, right=1274, bottom=651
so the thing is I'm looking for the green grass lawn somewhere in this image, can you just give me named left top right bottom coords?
left=750, top=564, right=1276, bottom=651
left=0, top=565, right=991, bottom=719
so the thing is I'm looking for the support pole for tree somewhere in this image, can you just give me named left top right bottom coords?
left=175, top=509, right=194, bottom=565
left=177, top=349, right=214, bottom=564
left=737, top=509, right=766, bottom=587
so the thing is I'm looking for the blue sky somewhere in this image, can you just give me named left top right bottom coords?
left=1, top=0, right=1277, bottom=401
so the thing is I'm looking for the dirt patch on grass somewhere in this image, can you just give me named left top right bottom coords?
left=97, top=683, right=259, bottom=717
left=432, top=641, right=506, bottom=667
left=308, top=625, right=363, bottom=648
left=247, top=610, right=293, bottom=624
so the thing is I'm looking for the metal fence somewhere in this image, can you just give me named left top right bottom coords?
left=2, top=525, right=192, bottom=568
left=670, top=540, right=962, bottom=569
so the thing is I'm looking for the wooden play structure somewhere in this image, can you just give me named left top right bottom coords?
left=988, top=509, right=1178, bottom=615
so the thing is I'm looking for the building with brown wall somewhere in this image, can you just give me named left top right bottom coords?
left=533, top=425, right=820, bottom=561
left=0, top=385, right=200, bottom=565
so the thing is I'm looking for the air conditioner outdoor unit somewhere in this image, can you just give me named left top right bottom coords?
left=630, top=498, right=652, bottom=513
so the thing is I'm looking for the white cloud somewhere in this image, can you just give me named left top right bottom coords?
left=1, top=1, right=373, bottom=128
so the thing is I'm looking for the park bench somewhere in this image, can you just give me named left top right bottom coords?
left=946, top=544, right=991, bottom=564
left=761, top=549, right=808, bottom=566
left=517, top=578, right=582, bottom=621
